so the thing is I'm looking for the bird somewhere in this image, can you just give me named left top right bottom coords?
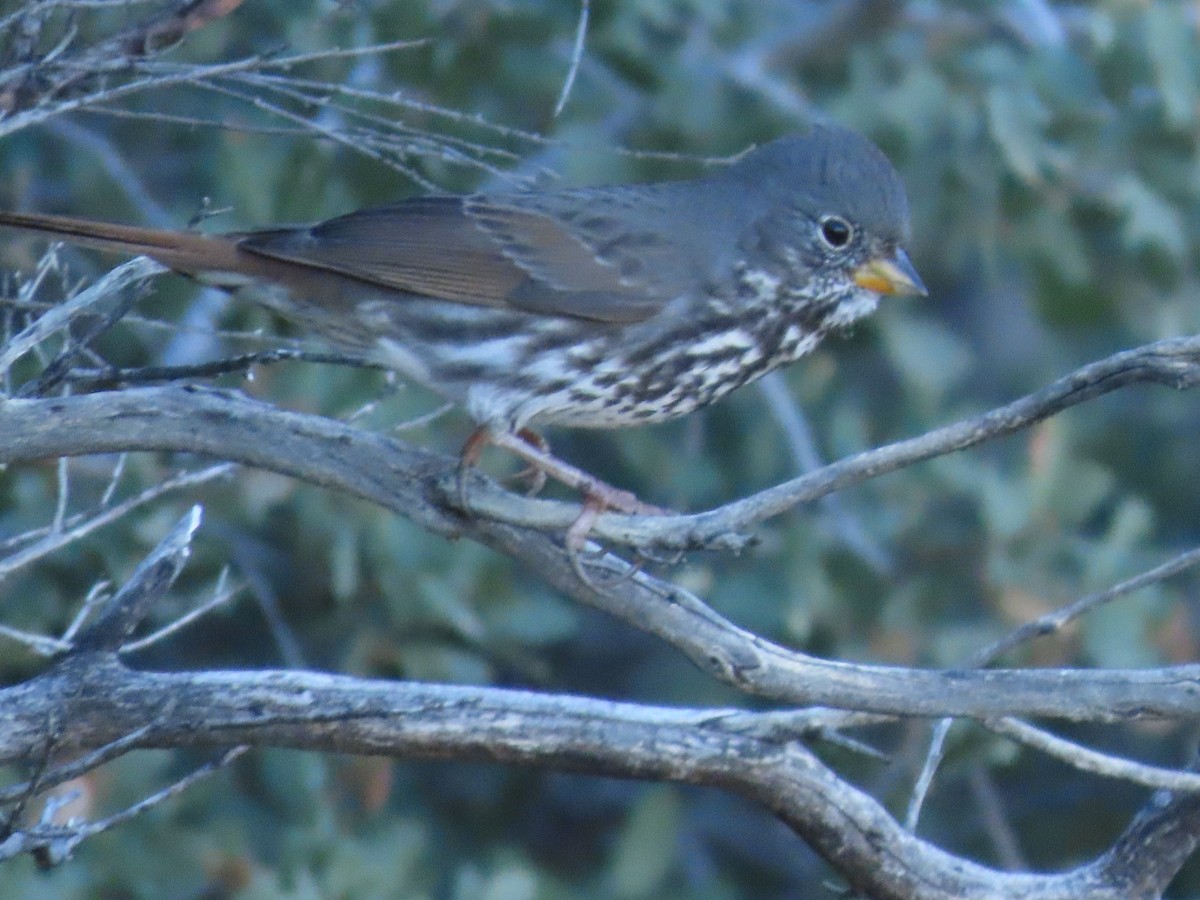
left=0, top=123, right=925, bottom=531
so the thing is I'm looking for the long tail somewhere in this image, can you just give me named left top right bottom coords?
left=0, top=210, right=245, bottom=277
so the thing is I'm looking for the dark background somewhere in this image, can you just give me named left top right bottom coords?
left=2, top=1, right=1200, bottom=897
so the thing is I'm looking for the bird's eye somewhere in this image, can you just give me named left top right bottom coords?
left=819, top=216, right=853, bottom=250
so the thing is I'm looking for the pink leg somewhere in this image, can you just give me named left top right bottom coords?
left=482, top=428, right=664, bottom=518
left=458, top=427, right=667, bottom=561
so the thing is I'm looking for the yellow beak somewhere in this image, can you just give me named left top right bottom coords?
left=852, top=249, right=927, bottom=297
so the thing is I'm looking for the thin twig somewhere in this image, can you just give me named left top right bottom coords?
left=908, top=541, right=1200, bottom=827
left=0, top=256, right=164, bottom=374
left=986, top=718, right=1200, bottom=792
left=0, top=746, right=247, bottom=866
left=969, top=543, right=1200, bottom=667
left=553, top=0, right=589, bottom=117
left=0, top=464, right=233, bottom=586
left=121, top=574, right=241, bottom=653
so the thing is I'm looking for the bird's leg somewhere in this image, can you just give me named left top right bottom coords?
left=512, top=428, right=549, bottom=496
left=479, top=427, right=663, bottom=515
left=458, top=427, right=669, bottom=589
left=457, top=427, right=492, bottom=512
left=459, top=424, right=665, bottom=543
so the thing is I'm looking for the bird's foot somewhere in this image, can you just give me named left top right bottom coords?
left=459, top=427, right=550, bottom=497
left=512, top=428, right=550, bottom=496
left=458, top=426, right=667, bottom=587
left=471, top=426, right=663, bottom=509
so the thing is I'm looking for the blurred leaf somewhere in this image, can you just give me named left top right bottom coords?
left=320, top=821, right=431, bottom=899
left=254, top=750, right=329, bottom=824
left=1087, top=496, right=1154, bottom=588
left=1037, top=456, right=1114, bottom=528
left=240, top=867, right=325, bottom=900
left=1081, top=590, right=1163, bottom=669
left=486, top=591, right=579, bottom=644
left=330, top=523, right=361, bottom=600
left=986, top=83, right=1048, bottom=183
left=1032, top=49, right=1106, bottom=118
left=1109, top=173, right=1187, bottom=259
left=608, top=786, right=681, bottom=898
left=880, top=314, right=972, bottom=404
left=978, top=463, right=1033, bottom=540
left=1144, top=3, right=1197, bottom=128
left=479, top=863, right=539, bottom=900
left=404, top=643, right=494, bottom=683
left=1023, top=206, right=1091, bottom=285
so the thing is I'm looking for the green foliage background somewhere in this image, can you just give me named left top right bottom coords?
left=3, top=0, right=1200, bottom=896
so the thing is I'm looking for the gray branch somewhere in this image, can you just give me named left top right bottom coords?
left=1, top=379, right=1200, bottom=721
left=4, top=337, right=1200, bottom=896
left=0, top=643, right=1180, bottom=900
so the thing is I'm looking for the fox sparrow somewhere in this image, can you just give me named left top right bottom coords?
left=0, top=123, right=924, bottom=521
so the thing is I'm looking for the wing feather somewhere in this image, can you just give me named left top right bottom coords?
left=236, top=195, right=669, bottom=324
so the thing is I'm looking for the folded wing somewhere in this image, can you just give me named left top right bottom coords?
left=236, top=193, right=684, bottom=324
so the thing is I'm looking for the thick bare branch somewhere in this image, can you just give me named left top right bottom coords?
left=0, top=652, right=1155, bottom=900
left=0, top=384, right=1198, bottom=721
